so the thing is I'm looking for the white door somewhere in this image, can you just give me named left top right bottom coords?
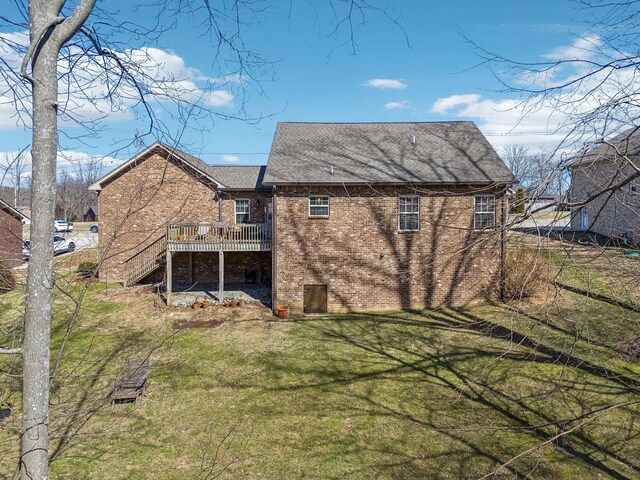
left=265, top=199, right=273, bottom=223
left=580, top=207, right=589, bottom=230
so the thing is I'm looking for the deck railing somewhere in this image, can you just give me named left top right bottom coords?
left=123, top=236, right=166, bottom=286
left=166, top=222, right=272, bottom=252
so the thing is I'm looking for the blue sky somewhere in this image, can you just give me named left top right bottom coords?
left=0, top=0, right=592, bottom=175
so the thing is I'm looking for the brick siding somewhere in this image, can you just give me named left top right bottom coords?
left=0, top=208, right=22, bottom=268
left=274, top=185, right=505, bottom=313
left=570, top=159, right=640, bottom=243
left=97, top=151, right=271, bottom=282
left=97, top=150, right=506, bottom=312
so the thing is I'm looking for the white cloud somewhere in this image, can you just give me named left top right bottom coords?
left=430, top=35, right=640, bottom=153
left=0, top=32, right=235, bottom=130
left=430, top=94, right=482, bottom=114
left=363, top=78, right=407, bottom=90
left=543, top=34, right=602, bottom=61
left=0, top=150, right=123, bottom=183
left=221, top=155, right=240, bottom=163
left=205, top=91, right=234, bottom=107
left=384, top=101, right=411, bottom=110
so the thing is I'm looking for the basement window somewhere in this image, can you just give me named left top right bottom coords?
left=309, top=195, right=330, bottom=217
left=474, top=195, right=496, bottom=229
left=398, top=195, right=420, bottom=231
left=235, top=199, right=250, bottom=223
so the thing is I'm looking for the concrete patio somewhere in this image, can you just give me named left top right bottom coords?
left=166, top=282, right=271, bottom=308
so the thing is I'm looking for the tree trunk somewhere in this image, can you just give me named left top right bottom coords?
left=20, top=2, right=95, bottom=476
left=20, top=8, right=59, bottom=479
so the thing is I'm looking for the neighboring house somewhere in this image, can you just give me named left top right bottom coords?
left=90, top=121, right=516, bottom=313
left=16, top=207, right=31, bottom=225
left=569, top=128, right=640, bottom=243
left=524, top=187, right=557, bottom=213
left=83, top=204, right=98, bottom=222
left=0, top=198, right=26, bottom=268
left=507, top=185, right=558, bottom=213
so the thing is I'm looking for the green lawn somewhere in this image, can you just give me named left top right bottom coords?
left=1, top=247, right=639, bottom=479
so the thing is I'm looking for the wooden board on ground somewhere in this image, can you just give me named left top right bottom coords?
left=111, top=358, right=149, bottom=403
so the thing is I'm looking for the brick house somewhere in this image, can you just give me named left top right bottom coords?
left=90, top=121, right=516, bottom=313
left=0, top=198, right=26, bottom=268
left=569, top=128, right=640, bottom=244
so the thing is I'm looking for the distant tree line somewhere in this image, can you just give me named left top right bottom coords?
left=0, top=158, right=100, bottom=221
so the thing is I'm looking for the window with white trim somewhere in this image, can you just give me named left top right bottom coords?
left=235, top=199, right=250, bottom=223
left=398, top=195, right=420, bottom=231
left=309, top=195, right=329, bottom=217
left=474, top=195, right=496, bottom=229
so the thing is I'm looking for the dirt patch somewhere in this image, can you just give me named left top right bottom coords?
left=173, top=319, right=224, bottom=329
left=617, top=333, right=640, bottom=360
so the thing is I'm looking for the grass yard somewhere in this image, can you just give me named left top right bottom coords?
left=1, top=240, right=639, bottom=479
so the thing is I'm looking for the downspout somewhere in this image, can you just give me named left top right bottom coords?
left=272, top=186, right=278, bottom=310
left=500, top=187, right=508, bottom=302
left=218, top=190, right=223, bottom=222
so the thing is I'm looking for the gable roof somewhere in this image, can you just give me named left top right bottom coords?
left=570, top=126, right=640, bottom=168
left=0, top=198, right=27, bottom=221
left=89, top=142, right=223, bottom=191
left=264, top=122, right=516, bottom=185
left=89, top=142, right=267, bottom=191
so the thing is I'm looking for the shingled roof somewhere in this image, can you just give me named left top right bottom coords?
left=264, top=122, right=516, bottom=185
left=89, top=142, right=267, bottom=191
left=207, top=165, right=267, bottom=190
left=0, top=198, right=27, bottom=221
left=570, top=126, right=640, bottom=167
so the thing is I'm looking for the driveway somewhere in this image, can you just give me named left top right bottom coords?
left=509, top=213, right=570, bottom=230
left=19, top=231, right=98, bottom=267
left=64, top=231, right=98, bottom=252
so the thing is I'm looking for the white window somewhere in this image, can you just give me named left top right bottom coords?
left=235, top=199, right=250, bottom=223
left=309, top=195, right=329, bottom=217
left=474, top=195, right=496, bottom=229
left=399, top=195, right=420, bottom=231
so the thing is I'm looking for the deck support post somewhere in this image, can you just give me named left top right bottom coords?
left=218, top=250, right=224, bottom=304
left=188, top=252, right=193, bottom=284
left=167, top=251, right=173, bottom=306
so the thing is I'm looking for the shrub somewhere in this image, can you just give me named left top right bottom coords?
left=513, top=187, right=525, bottom=214
left=77, top=262, right=98, bottom=279
left=0, top=260, right=15, bottom=291
left=504, top=247, right=550, bottom=300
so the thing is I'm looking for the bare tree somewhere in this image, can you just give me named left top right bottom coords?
left=0, top=147, right=30, bottom=208
left=0, top=1, right=407, bottom=477
left=468, top=1, right=640, bottom=476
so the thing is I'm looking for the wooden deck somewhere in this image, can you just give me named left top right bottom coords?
left=167, top=222, right=271, bottom=252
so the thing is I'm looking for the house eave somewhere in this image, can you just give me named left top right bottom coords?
left=0, top=199, right=27, bottom=221
left=89, top=142, right=227, bottom=191
left=266, top=180, right=515, bottom=188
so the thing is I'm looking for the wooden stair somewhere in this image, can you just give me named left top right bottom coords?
left=123, top=236, right=166, bottom=286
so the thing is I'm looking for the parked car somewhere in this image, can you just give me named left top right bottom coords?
left=89, top=223, right=98, bottom=233
left=54, top=220, right=73, bottom=232
left=22, top=236, right=76, bottom=260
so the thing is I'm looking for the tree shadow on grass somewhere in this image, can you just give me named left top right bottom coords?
left=254, top=309, right=640, bottom=479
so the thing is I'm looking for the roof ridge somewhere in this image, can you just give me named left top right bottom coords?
left=208, top=164, right=266, bottom=168
left=277, top=121, right=475, bottom=125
